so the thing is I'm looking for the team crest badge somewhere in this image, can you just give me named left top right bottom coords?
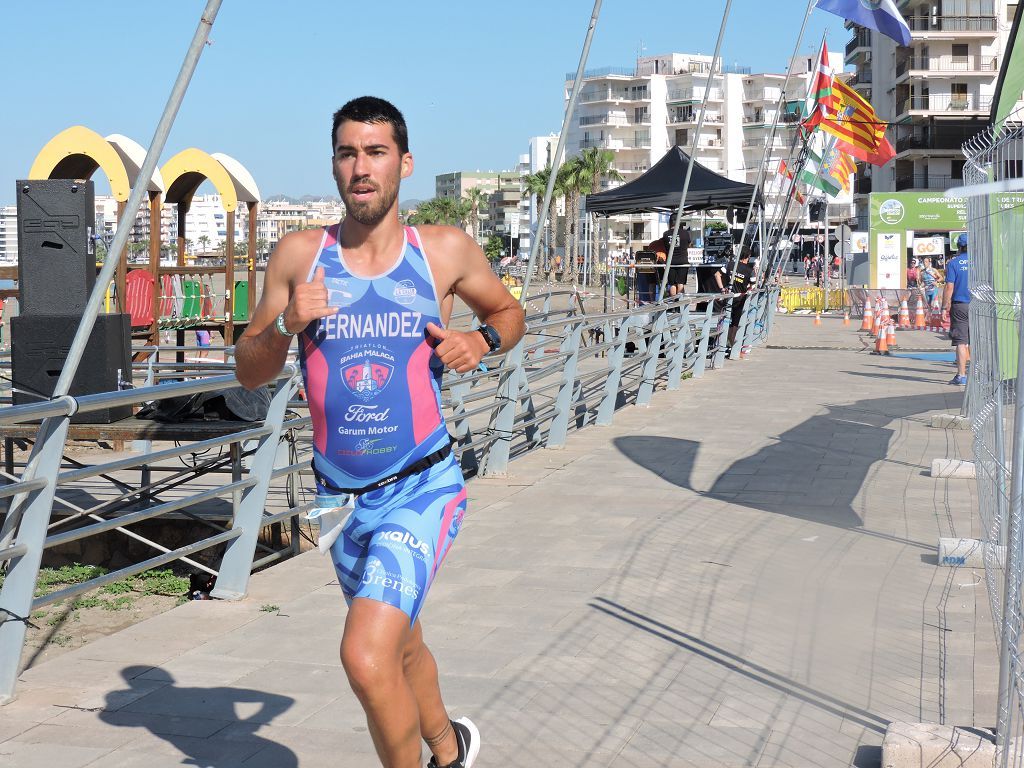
left=342, top=358, right=394, bottom=401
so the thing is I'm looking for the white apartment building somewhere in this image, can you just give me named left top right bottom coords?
left=0, top=206, right=17, bottom=266
left=565, top=52, right=853, bottom=250
left=846, top=0, right=1019, bottom=226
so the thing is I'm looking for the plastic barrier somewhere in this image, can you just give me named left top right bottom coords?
left=778, top=286, right=848, bottom=313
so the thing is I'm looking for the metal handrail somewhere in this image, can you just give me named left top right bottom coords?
left=0, top=282, right=779, bottom=703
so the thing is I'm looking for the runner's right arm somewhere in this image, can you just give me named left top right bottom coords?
left=235, top=231, right=336, bottom=390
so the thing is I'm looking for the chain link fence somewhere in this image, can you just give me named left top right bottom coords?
left=964, top=113, right=1024, bottom=766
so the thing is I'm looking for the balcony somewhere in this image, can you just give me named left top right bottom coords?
left=854, top=177, right=872, bottom=195
left=579, top=138, right=628, bottom=150
left=667, top=111, right=723, bottom=125
left=578, top=114, right=649, bottom=128
left=847, top=70, right=873, bottom=87
left=895, top=54, right=999, bottom=79
left=895, top=126, right=980, bottom=154
left=845, top=29, right=871, bottom=60
left=898, top=93, right=992, bottom=115
left=894, top=174, right=963, bottom=191
left=906, top=15, right=998, bottom=34
left=667, top=88, right=724, bottom=102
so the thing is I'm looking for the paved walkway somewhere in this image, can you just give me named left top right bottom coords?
left=0, top=315, right=987, bottom=767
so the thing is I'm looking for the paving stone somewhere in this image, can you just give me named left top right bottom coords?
left=0, top=318, right=994, bottom=767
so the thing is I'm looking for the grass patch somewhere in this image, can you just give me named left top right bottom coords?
left=260, top=604, right=280, bottom=613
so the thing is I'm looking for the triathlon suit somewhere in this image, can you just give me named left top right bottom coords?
left=298, top=224, right=467, bottom=624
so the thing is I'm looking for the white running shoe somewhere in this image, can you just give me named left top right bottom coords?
left=427, top=717, right=480, bottom=768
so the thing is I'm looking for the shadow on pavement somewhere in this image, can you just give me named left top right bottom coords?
left=100, top=665, right=298, bottom=766
left=591, top=597, right=891, bottom=736
left=614, top=391, right=955, bottom=531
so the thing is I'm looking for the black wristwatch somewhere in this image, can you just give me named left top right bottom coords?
left=477, top=324, right=501, bottom=353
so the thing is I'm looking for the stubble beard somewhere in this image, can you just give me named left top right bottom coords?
left=341, top=178, right=399, bottom=227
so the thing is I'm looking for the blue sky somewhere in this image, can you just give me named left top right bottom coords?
left=1, top=1, right=846, bottom=204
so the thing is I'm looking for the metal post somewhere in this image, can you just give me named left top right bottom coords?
left=667, top=304, right=692, bottom=390
left=547, top=323, right=583, bottom=449
left=481, top=339, right=525, bottom=477
left=212, top=370, right=298, bottom=600
left=693, top=302, right=714, bottom=378
left=596, top=316, right=637, bottom=425
left=521, top=0, right=602, bottom=300
left=659, top=0, right=733, bottom=301
left=636, top=310, right=667, bottom=407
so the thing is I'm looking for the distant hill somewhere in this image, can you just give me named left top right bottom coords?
left=400, top=198, right=423, bottom=211
left=265, top=194, right=342, bottom=204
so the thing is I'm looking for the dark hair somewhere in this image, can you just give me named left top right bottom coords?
left=331, top=96, right=409, bottom=155
left=739, top=246, right=752, bottom=260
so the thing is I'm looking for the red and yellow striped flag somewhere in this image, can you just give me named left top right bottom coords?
left=809, top=77, right=895, bottom=166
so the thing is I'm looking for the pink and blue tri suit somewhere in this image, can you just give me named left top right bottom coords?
left=298, top=225, right=467, bottom=623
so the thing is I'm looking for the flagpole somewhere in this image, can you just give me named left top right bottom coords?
left=658, top=0, right=734, bottom=303
left=761, top=30, right=832, bottom=289
left=729, top=12, right=821, bottom=303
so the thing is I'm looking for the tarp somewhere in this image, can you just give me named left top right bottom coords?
left=993, top=1, right=1024, bottom=131
left=586, top=145, right=760, bottom=215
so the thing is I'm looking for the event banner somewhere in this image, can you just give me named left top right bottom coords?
left=876, top=233, right=902, bottom=289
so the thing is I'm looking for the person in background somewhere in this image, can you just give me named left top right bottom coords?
left=920, top=257, right=939, bottom=306
left=943, top=233, right=971, bottom=386
left=195, top=329, right=211, bottom=358
left=907, top=258, right=920, bottom=289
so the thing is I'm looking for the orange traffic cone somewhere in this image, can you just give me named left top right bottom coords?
left=875, top=322, right=889, bottom=354
left=886, top=321, right=897, bottom=348
left=898, top=298, right=911, bottom=328
left=872, top=305, right=884, bottom=338
left=861, top=301, right=874, bottom=331
left=843, top=310, right=850, bottom=326
left=913, top=296, right=927, bottom=330
left=813, top=312, right=822, bottom=326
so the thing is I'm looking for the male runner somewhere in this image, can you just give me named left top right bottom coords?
left=236, top=96, right=525, bottom=768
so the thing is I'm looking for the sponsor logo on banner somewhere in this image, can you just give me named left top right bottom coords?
left=877, top=232, right=902, bottom=289
left=851, top=232, right=869, bottom=253
left=913, top=237, right=945, bottom=257
left=879, top=199, right=906, bottom=226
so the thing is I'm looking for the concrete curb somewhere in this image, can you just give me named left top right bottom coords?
left=931, top=413, right=970, bottom=430
left=937, top=537, right=1005, bottom=568
left=931, top=459, right=975, bottom=479
left=882, top=722, right=996, bottom=767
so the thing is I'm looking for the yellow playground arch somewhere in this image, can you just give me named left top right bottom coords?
left=27, top=127, right=261, bottom=348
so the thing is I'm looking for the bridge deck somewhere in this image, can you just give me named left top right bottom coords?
left=0, top=316, right=984, bottom=768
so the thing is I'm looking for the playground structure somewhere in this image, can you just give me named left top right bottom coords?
left=25, top=125, right=259, bottom=349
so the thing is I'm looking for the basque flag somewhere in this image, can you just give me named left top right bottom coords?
left=814, top=0, right=912, bottom=47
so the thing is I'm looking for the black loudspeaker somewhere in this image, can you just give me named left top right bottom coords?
left=808, top=200, right=826, bottom=223
left=16, top=179, right=96, bottom=316
left=11, top=314, right=131, bottom=424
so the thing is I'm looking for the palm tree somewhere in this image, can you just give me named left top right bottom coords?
left=579, top=148, right=624, bottom=284
left=558, top=157, right=588, bottom=284
left=463, top=187, right=486, bottom=244
left=522, top=167, right=556, bottom=280
left=197, top=235, right=211, bottom=255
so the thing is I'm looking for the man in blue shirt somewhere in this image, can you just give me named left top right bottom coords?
left=943, top=233, right=971, bottom=385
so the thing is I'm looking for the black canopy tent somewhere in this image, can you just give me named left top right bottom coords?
left=586, top=145, right=761, bottom=215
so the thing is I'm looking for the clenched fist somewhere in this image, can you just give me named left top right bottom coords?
left=425, top=322, right=489, bottom=373
left=284, top=266, right=338, bottom=333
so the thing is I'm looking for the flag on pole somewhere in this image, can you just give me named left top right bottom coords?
left=778, top=161, right=806, bottom=204
left=799, top=149, right=843, bottom=197
left=813, top=0, right=912, bottom=47
left=807, top=41, right=837, bottom=121
left=823, top=145, right=857, bottom=192
left=813, top=77, right=896, bottom=166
